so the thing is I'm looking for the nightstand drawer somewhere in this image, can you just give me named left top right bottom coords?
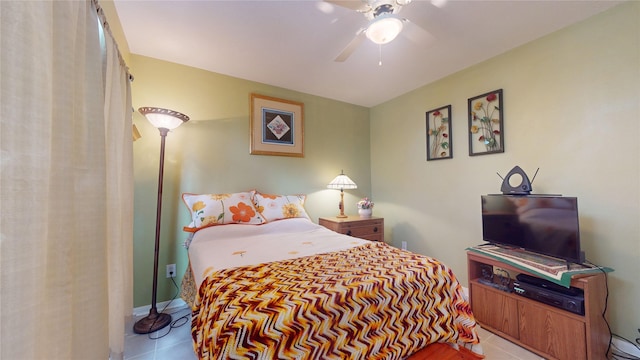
left=319, top=216, right=384, bottom=242
left=357, top=232, right=383, bottom=242
left=339, top=219, right=382, bottom=237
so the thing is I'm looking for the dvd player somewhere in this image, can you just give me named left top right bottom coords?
left=513, top=274, right=585, bottom=315
left=516, top=274, right=583, bottom=296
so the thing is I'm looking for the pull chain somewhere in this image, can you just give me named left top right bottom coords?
left=378, top=44, right=383, bottom=66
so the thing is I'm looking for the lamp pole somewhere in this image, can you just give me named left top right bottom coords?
left=134, top=127, right=172, bottom=334
left=338, top=188, right=347, bottom=218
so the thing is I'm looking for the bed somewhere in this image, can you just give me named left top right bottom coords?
left=181, top=192, right=481, bottom=359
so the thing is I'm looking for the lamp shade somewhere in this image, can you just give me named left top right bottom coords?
left=366, top=15, right=403, bottom=45
left=327, top=171, right=358, bottom=190
left=139, top=107, right=190, bottom=130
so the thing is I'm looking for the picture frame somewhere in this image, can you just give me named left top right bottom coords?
left=426, top=105, right=452, bottom=161
left=250, top=93, right=304, bottom=157
left=468, top=89, right=504, bottom=156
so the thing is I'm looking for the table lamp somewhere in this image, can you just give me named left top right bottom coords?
left=327, top=170, right=357, bottom=218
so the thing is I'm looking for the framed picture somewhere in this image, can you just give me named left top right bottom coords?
left=468, top=89, right=503, bottom=156
left=250, top=93, right=304, bottom=157
left=426, top=105, right=452, bottom=161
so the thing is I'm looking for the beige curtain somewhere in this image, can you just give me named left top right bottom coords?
left=0, top=1, right=133, bottom=359
left=100, top=3, right=134, bottom=359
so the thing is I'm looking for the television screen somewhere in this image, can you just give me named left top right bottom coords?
left=481, top=195, right=583, bottom=264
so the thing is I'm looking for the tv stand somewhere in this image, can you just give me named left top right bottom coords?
left=467, top=251, right=609, bottom=360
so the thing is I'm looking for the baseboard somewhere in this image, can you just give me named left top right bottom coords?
left=613, top=337, right=640, bottom=357
left=133, top=298, right=189, bottom=317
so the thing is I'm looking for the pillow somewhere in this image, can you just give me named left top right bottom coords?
left=182, top=192, right=266, bottom=232
left=252, top=192, right=310, bottom=222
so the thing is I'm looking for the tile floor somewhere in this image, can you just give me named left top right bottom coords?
left=125, top=305, right=197, bottom=360
left=124, top=304, right=544, bottom=360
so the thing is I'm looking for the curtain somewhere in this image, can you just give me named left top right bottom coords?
left=0, top=1, right=133, bottom=358
left=100, top=3, right=134, bottom=359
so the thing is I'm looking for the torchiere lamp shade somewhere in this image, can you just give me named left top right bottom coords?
left=139, top=107, right=189, bottom=131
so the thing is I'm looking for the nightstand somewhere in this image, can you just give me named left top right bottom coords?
left=318, top=216, right=384, bottom=242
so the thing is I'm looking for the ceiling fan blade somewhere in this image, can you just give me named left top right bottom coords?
left=325, top=0, right=371, bottom=13
left=401, top=18, right=435, bottom=46
left=334, top=28, right=367, bottom=62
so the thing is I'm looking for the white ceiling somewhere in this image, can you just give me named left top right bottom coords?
left=113, top=0, right=622, bottom=107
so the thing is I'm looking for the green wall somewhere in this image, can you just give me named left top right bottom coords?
left=125, top=0, right=639, bottom=343
left=370, top=2, right=640, bottom=342
left=130, top=55, right=371, bottom=308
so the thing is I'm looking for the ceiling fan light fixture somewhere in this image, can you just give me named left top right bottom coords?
left=366, top=15, right=403, bottom=45
left=395, top=0, right=412, bottom=5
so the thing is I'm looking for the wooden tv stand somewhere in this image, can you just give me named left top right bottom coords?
left=467, top=251, right=609, bottom=360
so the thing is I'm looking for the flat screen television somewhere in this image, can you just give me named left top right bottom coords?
left=481, top=194, right=584, bottom=264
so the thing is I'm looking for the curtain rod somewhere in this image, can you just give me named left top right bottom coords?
left=93, top=0, right=134, bottom=82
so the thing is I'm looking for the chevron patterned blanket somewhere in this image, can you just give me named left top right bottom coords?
left=191, top=241, right=479, bottom=359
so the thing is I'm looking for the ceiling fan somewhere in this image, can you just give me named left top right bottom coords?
left=328, top=0, right=436, bottom=62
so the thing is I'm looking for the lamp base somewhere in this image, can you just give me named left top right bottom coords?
left=336, top=214, right=348, bottom=218
left=133, top=311, right=172, bottom=334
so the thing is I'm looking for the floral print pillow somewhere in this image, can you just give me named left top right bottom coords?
left=182, top=192, right=266, bottom=232
left=252, top=193, right=310, bottom=222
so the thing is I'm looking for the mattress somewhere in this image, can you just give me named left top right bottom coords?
left=187, top=218, right=479, bottom=359
left=187, top=218, right=370, bottom=288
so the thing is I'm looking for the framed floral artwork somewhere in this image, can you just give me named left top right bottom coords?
left=250, top=93, right=304, bottom=157
left=426, top=105, right=452, bottom=161
left=468, top=89, right=503, bottom=156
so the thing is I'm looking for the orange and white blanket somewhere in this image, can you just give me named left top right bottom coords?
left=190, top=232, right=479, bottom=359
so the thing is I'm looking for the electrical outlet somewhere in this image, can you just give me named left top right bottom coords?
left=166, top=263, right=176, bottom=278
left=401, top=241, right=407, bottom=250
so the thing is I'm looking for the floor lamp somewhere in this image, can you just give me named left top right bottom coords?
left=327, top=170, right=357, bottom=218
left=134, top=107, right=189, bottom=334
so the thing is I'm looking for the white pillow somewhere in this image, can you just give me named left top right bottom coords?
left=182, top=192, right=266, bottom=232
left=252, top=192, right=310, bottom=222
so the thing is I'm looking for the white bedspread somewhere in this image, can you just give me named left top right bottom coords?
left=188, top=218, right=370, bottom=288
